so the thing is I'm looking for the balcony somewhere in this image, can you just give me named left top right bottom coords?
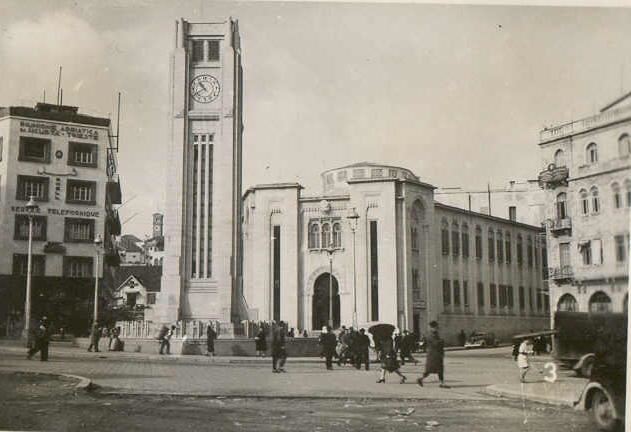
left=538, top=164, right=569, bottom=189
left=546, top=265, right=574, bottom=282
left=549, top=218, right=572, bottom=236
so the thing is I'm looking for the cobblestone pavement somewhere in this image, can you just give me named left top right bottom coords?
left=0, top=345, right=584, bottom=402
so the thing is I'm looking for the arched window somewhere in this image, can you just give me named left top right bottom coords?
left=556, top=192, right=567, bottom=219
left=612, top=183, right=622, bottom=209
left=332, top=222, right=342, bottom=248
left=496, top=231, right=504, bottom=264
left=589, top=291, right=612, bottom=313
left=590, top=186, right=600, bottom=213
left=505, top=232, right=512, bottom=264
left=441, top=219, right=449, bottom=255
left=619, top=133, right=631, bottom=157
left=411, top=226, right=418, bottom=250
left=557, top=293, right=578, bottom=312
left=308, top=223, right=320, bottom=249
left=554, top=149, right=566, bottom=167
left=321, top=223, right=332, bottom=248
left=475, top=225, right=482, bottom=259
left=586, top=142, right=598, bottom=164
left=488, top=228, right=495, bottom=262
left=461, top=223, right=469, bottom=258
left=625, top=180, right=631, bottom=207
left=579, top=189, right=589, bottom=215
left=451, top=222, right=460, bottom=256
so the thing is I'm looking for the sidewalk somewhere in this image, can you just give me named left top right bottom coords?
left=484, top=378, right=587, bottom=407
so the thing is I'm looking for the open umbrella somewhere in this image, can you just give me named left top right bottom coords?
left=368, top=323, right=395, bottom=342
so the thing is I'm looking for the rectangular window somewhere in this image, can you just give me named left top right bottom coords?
left=477, top=282, right=484, bottom=307
left=441, top=228, right=450, bottom=255
left=370, top=221, right=379, bottom=321
left=12, top=254, right=46, bottom=276
left=453, top=280, right=460, bottom=306
left=63, top=256, right=93, bottom=278
left=68, top=142, right=97, bottom=168
left=507, top=285, right=514, bottom=309
left=592, top=239, right=603, bottom=265
left=442, top=279, right=451, bottom=306
left=615, top=235, right=626, bottom=262
left=208, top=40, right=220, bottom=61
left=14, top=215, right=47, bottom=241
left=499, top=285, right=506, bottom=308
left=580, top=241, right=592, bottom=265
left=64, top=218, right=95, bottom=242
left=66, top=179, right=97, bottom=205
left=527, top=243, right=534, bottom=267
left=412, top=269, right=420, bottom=301
left=18, top=136, right=51, bottom=163
left=475, top=234, right=483, bottom=259
left=463, top=281, right=469, bottom=307
left=16, top=175, right=49, bottom=201
left=192, top=40, right=204, bottom=62
left=497, top=238, right=503, bottom=263
left=509, top=206, right=517, bottom=221
left=519, top=286, right=525, bottom=310
left=146, top=293, right=157, bottom=305
left=506, top=238, right=512, bottom=263
left=490, top=283, right=497, bottom=307
left=488, top=236, right=495, bottom=262
left=559, top=243, right=570, bottom=267
left=462, top=231, right=469, bottom=258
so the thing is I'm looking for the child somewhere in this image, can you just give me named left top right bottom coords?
left=517, top=338, right=534, bottom=383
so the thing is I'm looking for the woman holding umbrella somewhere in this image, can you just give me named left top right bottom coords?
left=376, top=334, right=407, bottom=383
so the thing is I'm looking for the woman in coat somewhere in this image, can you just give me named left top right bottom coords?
left=255, top=328, right=267, bottom=357
left=376, top=336, right=407, bottom=384
left=417, top=321, right=449, bottom=388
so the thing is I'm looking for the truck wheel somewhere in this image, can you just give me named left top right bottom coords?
left=589, top=389, right=620, bottom=432
left=580, top=357, right=594, bottom=378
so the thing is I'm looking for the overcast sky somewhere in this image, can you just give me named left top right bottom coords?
left=1, top=0, right=630, bottom=236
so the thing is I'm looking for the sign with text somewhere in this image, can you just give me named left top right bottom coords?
left=11, top=205, right=100, bottom=218
left=20, top=120, right=100, bottom=141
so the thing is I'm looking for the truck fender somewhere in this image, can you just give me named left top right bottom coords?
left=575, top=382, right=620, bottom=420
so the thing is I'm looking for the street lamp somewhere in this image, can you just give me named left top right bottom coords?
left=22, top=196, right=39, bottom=341
left=324, top=243, right=336, bottom=328
left=93, top=234, right=103, bottom=325
left=346, top=207, right=360, bottom=329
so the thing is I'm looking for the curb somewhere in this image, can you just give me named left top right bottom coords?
left=483, top=385, right=575, bottom=407
left=2, top=370, right=95, bottom=392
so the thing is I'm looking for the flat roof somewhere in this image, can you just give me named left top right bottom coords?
left=0, top=103, right=110, bottom=128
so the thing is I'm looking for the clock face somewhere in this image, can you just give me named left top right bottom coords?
left=190, top=74, right=221, bottom=103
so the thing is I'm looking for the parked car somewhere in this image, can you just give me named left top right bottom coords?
left=464, top=332, right=497, bottom=349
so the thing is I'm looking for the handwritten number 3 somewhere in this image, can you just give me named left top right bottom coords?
left=543, top=362, right=557, bottom=383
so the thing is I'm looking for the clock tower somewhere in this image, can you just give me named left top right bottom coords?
left=157, top=18, right=244, bottom=325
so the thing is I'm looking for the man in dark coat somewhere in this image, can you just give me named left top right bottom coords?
left=87, top=322, right=100, bottom=352
left=206, top=323, right=217, bottom=357
left=400, top=330, right=417, bottom=365
left=271, top=321, right=287, bottom=373
left=27, top=317, right=50, bottom=361
left=354, top=328, right=371, bottom=370
left=417, top=321, right=449, bottom=388
left=255, top=327, right=267, bottom=357
left=319, top=326, right=337, bottom=370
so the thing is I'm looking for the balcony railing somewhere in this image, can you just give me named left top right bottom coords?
left=550, top=217, right=572, bottom=235
left=546, top=265, right=574, bottom=281
left=538, top=164, right=569, bottom=189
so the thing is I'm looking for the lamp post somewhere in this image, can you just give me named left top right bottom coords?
left=346, top=207, right=360, bottom=329
left=93, top=234, right=103, bottom=325
left=22, top=196, right=39, bottom=341
left=324, top=244, right=335, bottom=328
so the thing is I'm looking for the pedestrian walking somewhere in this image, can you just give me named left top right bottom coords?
left=27, top=317, right=50, bottom=361
left=400, top=330, right=417, bottom=365
left=87, top=322, right=100, bottom=352
left=376, top=336, right=407, bottom=384
left=100, top=326, right=110, bottom=352
left=517, top=338, right=535, bottom=383
left=255, top=327, right=267, bottom=357
left=319, top=326, right=337, bottom=370
left=159, top=325, right=175, bottom=355
left=271, top=321, right=287, bottom=373
left=417, top=320, right=449, bottom=388
left=206, top=323, right=217, bottom=357
left=110, top=326, right=123, bottom=351
left=355, top=328, right=370, bottom=371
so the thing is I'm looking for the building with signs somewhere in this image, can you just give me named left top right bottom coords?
left=156, top=18, right=244, bottom=325
left=538, top=92, right=631, bottom=320
left=242, top=162, right=549, bottom=344
left=0, top=102, right=121, bottom=336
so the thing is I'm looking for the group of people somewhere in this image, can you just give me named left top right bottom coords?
left=27, top=316, right=51, bottom=361
left=318, top=326, right=371, bottom=370
left=87, top=323, right=123, bottom=353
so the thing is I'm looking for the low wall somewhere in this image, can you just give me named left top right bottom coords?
left=75, top=337, right=323, bottom=357
left=438, top=314, right=550, bottom=345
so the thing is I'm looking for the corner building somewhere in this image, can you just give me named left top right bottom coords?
left=156, top=18, right=244, bottom=324
left=242, top=163, right=549, bottom=344
left=0, top=103, right=121, bottom=335
left=538, top=93, right=631, bottom=319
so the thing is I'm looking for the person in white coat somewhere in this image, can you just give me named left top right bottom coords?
left=517, top=338, right=534, bottom=383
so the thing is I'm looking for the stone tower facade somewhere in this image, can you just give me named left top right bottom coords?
left=152, top=213, right=164, bottom=238
left=156, top=18, right=244, bottom=324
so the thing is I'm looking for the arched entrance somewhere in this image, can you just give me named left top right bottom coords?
left=312, top=273, right=340, bottom=330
